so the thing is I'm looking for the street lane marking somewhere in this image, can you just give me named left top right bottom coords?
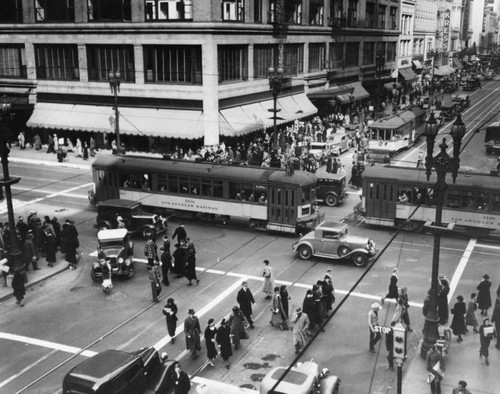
left=0, top=182, right=93, bottom=215
left=12, top=186, right=88, bottom=199
left=0, top=333, right=97, bottom=357
left=0, top=349, right=58, bottom=388
left=475, top=242, right=500, bottom=250
left=448, top=238, right=476, bottom=303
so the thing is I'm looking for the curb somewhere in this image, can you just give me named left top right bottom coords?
left=9, top=157, right=91, bottom=171
left=0, top=265, right=69, bottom=303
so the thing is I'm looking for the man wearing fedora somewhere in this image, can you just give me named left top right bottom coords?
left=368, top=302, right=383, bottom=353
left=477, top=274, right=492, bottom=316
left=291, top=306, right=310, bottom=353
left=452, top=380, right=472, bottom=394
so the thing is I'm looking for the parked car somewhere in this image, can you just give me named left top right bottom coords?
left=440, top=102, right=457, bottom=121
left=327, top=132, right=350, bottom=156
left=316, top=172, right=348, bottom=207
left=62, top=347, right=172, bottom=394
left=452, top=94, right=470, bottom=111
left=308, top=142, right=332, bottom=165
left=92, top=229, right=134, bottom=282
left=96, top=199, right=166, bottom=238
left=292, top=221, right=377, bottom=267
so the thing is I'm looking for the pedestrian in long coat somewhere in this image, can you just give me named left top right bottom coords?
left=261, top=260, right=274, bottom=299
left=172, top=242, right=187, bottom=277
left=23, top=231, right=38, bottom=271
left=479, top=317, right=494, bottom=366
left=12, top=269, right=26, bottom=306
left=184, top=309, right=201, bottom=359
left=291, top=307, right=309, bottom=353
left=381, top=267, right=399, bottom=304
left=45, top=232, right=57, bottom=267
left=204, top=319, right=218, bottom=366
left=61, top=219, right=79, bottom=269
left=303, top=290, right=319, bottom=331
left=172, top=362, right=191, bottom=394
left=160, top=244, right=171, bottom=286
left=313, top=283, right=326, bottom=320
left=172, top=223, right=187, bottom=243
left=477, top=274, right=492, bottom=316
left=437, top=276, right=450, bottom=325
left=280, top=285, right=291, bottom=321
left=163, top=298, right=178, bottom=343
left=237, top=280, right=255, bottom=328
left=450, top=295, right=467, bottom=342
left=228, top=306, right=248, bottom=350
left=216, top=319, right=233, bottom=369
left=322, top=275, right=335, bottom=311
left=185, top=238, right=198, bottom=286
left=491, top=298, right=500, bottom=349
left=270, top=286, right=287, bottom=330
left=465, top=292, right=479, bottom=333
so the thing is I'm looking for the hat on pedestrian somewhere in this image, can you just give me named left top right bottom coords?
left=457, top=295, right=464, bottom=302
left=296, top=307, right=302, bottom=313
left=242, top=280, right=248, bottom=286
left=483, top=274, right=490, bottom=280
left=188, top=308, right=195, bottom=315
left=371, top=302, right=382, bottom=310
left=458, top=381, right=467, bottom=388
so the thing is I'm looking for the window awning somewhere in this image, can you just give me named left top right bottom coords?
left=219, top=93, right=317, bottom=137
left=399, top=68, right=418, bottom=82
left=452, top=58, right=463, bottom=69
left=26, top=103, right=204, bottom=139
left=412, top=60, right=423, bottom=69
left=307, top=85, right=354, bottom=99
left=336, top=82, right=370, bottom=104
left=433, top=65, right=456, bottom=76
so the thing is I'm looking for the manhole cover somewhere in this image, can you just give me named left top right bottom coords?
left=243, top=362, right=269, bottom=370
left=69, top=286, right=84, bottom=292
left=262, top=354, right=280, bottom=361
left=250, top=373, right=266, bottom=382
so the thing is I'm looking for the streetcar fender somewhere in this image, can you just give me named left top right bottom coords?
left=320, top=375, right=341, bottom=394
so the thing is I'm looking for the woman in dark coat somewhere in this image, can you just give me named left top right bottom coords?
left=450, top=295, right=467, bottom=342
left=280, top=285, right=291, bottom=321
left=184, top=309, right=201, bottom=359
left=216, top=319, right=233, bottom=369
left=382, top=268, right=399, bottom=304
left=437, top=276, right=450, bottom=325
left=45, top=232, right=57, bottom=267
left=228, top=306, right=248, bottom=350
left=12, top=270, right=26, bottom=306
left=162, top=298, right=178, bottom=344
left=477, top=274, right=492, bottom=316
left=172, top=242, right=187, bottom=277
left=204, top=318, right=218, bottom=367
left=322, top=275, right=335, bottom=311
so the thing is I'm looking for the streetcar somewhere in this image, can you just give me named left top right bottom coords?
left=366, top=106, right=427, bottom=163
left=360, top=165, right=500, bottom=236
left=484, top=121, right=500, bottom=154
left=92, top=155, right=320, bottom=234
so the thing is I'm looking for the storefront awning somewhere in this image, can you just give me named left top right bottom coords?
left=452, top=58, right=463, bottom=69
left=433, top=65, right=456, bottom=76
left=412, top=60, right=423, bottom=69
left=26, top=103, right=204, bottom=139
left=219, top=93, right=317, bottom=137
left=336, top=82, right=370, bottom=104
left=307, top=85, right=354, bottom=99
left=399, top=68, right=418, bottom=82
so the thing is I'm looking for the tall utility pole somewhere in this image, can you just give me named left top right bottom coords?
left=108, top=71, right=122, bottom=155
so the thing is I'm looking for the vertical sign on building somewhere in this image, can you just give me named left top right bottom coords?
left=442, top=9, right=450, bottom=51
left=461, top=0, right=470, bottom=44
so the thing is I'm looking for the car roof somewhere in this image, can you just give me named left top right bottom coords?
left=317, top=221, right=347, bottom=231
left=317, top=172, right=346, bottom=181
left=98, top=229, right=128, bottom=241
left=97, top=199, right=141, bottom=209
left=260, top=367, right=315, bottom=393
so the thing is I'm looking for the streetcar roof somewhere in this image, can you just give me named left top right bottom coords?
left=368, top=107, right=423, bottom=130
left=363, top=165, right=500, bottom=189
left=487, top=122, right=500, bottom=128
left=92, top=154, right=317, bottom=186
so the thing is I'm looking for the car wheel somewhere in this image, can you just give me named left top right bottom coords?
left=325, top=194, right=339, bottom=207
left=90, top=268, right=100, bottom=283
left=298, top=245, right=313, bottom=260
left=352, top=252, right=369, bottom=267
left=249, top=219, right=259, bottom=231
left=337, top=245, right=351, bottom=256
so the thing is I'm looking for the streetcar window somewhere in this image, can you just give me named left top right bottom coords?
left=397, top=189, right=411, bottom=203
left=490, top=193, right=500, bottom=211
left=201, top=180, right=212, bottom=197
left=290, top=190, right=295, bottom=206
left=190, top=178, right=200, bottom=195
left=119, top=172, right=129, bottom=188
left=229, top=181, right=241, bottom=200
left=158, top=174, right=168, bottom=192
left=129, top=173, right=143, bottom=189
left=168, top=175, right=178, bottom=193
left=368, top=183, right=374, bottom=199
left=213, top=181, right=223, bottom=198
left=242, top=183, right=254, bottom=202
left=375, top=184, right=380, bottom=200
left=179, top=176, right=189, bottom=194
left=258, top=192, right=267, bottom=204
left=142, top=174, right=151, bottom=191
left=446, top=190, right=461, bottom=208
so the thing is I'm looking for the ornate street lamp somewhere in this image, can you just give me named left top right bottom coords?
left=376, top=51, right=385, bottom=114
left=0, top=95, right=23, bottom=271
left=108, top=71, right=122, bottom=155
left=268, top=66, right=284, bottom=150
left=420, top=112, right=466, bottom=358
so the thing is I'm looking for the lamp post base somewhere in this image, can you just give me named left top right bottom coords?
left=421, top=311, right=440, bottom=358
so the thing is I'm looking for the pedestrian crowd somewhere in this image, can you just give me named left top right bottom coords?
left=1, top=211, right=80, bottom=307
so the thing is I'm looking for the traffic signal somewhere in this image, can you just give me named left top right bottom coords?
left=392, top=322, right=407, bottom=362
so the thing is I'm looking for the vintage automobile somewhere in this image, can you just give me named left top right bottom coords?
left=327, top=132, right=350, bottom=156
left=91, top=229, right=134, bottom=282
left=427, top=110, right=444, bottom=129
left=451, top=94, right=470, bottom=112
left=443, top=82, right=458, bottom=93
left=316, top=172, right=348, bottom=207
left=96, top=199, right=166, bottom=238
left=440, top=102, right=457, bottom=121
left=308, top=142, right=333, bottom=165
left=292, top=221, right=377, bottom=267
left=62, top=347, right=173, bottom=394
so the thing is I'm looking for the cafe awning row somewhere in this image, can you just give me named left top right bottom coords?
left=433, top=65, right=456, bottom=76
left=307, top=84, right=354, bottom=100
left=219, top=93, right=317, bottom=137
left=399, top=67, right=419, bottom=82
left=336, top=82, right=370, bottom=104
left=412, top=60, right=423, bottom=69
left=27, top=102, right=204, bottom=139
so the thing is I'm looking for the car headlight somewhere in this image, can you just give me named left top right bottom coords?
left=118, top=258, right=124, bottom=264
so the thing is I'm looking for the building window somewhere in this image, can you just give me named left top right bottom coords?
left=283, top=43, right=303, bottom=76
left=88, top=0, right=131, bottom=21
left=87, top=45, right=135, bottom=82
left=35, top=45, right=79, bottom=80
left=345, top=42, right=359, bottom=67
left=387, top=42, right=396, bottom=61
left=329, top=42, right=344, bottom=69
left=376, top=42, right=385, bottom=58
left=365, top=2, right=374, bottom=28
left=253, top=0, right=262, bottom=22
left=347, top=0, right=357, bottom=27
left=363, top=42, right=375, bottom=65
left=0, top=45, right=26, bottom=78
left=218, top=45, right=248, bottom=83
left=221, top=0, right=244, bottom=21
left=378, top=5, right=386, bottom=29
left=144, top=45, right=202, bottom=84
left=35, top=0, right=74, bottom=22
left=145, top=0, right=193, bottom=21
left=390, top=7, right=397, bottom=30
left=309, top=0, right=324, bottom=25
left=0, top=0, right=23, bottom=23
left=308, top=43, right=325, bottom=71
left=284, top=0, right=302, bottom=24
left=254, top=44, right=275, bottom=78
